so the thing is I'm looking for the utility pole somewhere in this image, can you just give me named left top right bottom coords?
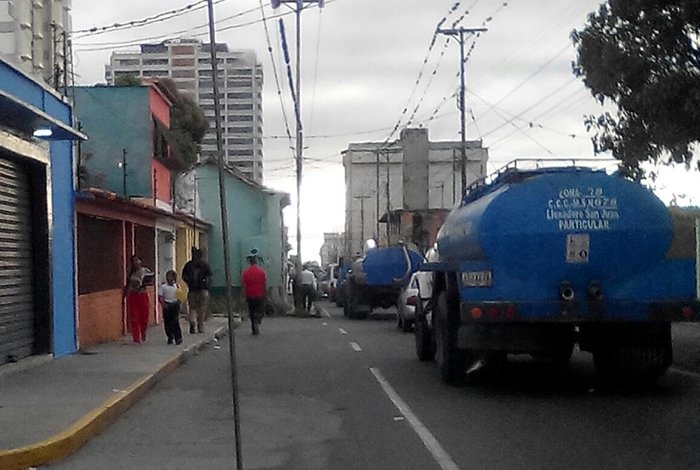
left=206, top=1, right=243, bottom=468
left=385, top=152, right=391, bottom=245
left=120, top=149, right=127, bottom=197
left=272, top=0, right=325, bottom=315
left=375, top=150, right=380, bottom=244
left=437, top=27, right=487, bottom=196
left=356, top=195, right=372, bottom=252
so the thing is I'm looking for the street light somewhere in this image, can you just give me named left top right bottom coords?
left=271, top=0, right=325, bottom=315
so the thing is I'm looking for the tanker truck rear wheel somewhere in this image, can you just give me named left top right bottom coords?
left=592, top=324, right=672, bottom=387
left=414, top=301, right=435, bottom=361
left=435, top=292, right=467, bottom=385
left=593, top=347, right=669, bottom=387
left=336, top=285, right=345, bottom=308
left=344, top=284, right=367, bottom=319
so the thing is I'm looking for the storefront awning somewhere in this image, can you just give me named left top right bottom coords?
left=0, top=89, right=86, bottom=141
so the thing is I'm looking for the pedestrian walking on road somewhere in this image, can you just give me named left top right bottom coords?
left=300, top=264, right=317, bottom=315
left=158, top=270, right=183, bottom=345
left=182, top=247, right=212, bottom=334
left=242, top=249, right=267, bottom=335
left=125, top=255, right=154, bottom=344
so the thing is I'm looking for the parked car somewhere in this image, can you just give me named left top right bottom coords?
left=396, top=272, right=421, bottom=332
left=397, top=248, right=438, bottom=335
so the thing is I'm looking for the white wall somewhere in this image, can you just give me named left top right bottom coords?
left=343, top=141, right=488, bottom=257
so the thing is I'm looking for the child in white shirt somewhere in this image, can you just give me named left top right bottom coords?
left=158, top=270, right=182, bottom=345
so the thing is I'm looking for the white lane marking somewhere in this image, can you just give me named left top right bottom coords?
left=322, top=322, right=328, bottom=326
left=338, top=328, right=348, bottom=335
left=670, top=366, right=700, bottom=379
left=370, top=367, right=461, bottom=470
left=350, top=342, right=362, bottom=351
left=324, top=310, right=332, bottom=318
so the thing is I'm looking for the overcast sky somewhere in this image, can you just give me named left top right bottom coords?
left=70, top=0, right=698, bottom=262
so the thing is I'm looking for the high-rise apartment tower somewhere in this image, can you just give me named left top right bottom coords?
left=0, top=0, right=72, bottom=88
left=106, top=39, right=264, bottom=183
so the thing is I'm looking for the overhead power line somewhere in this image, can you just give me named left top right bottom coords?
left=258, top=0, right=295, bottom=161
left=72, top=0, right=225, bottom=38
left=378, top=2, right=466, bottom=149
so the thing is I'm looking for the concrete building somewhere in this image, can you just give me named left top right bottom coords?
left=342, top=128, right=488, bottom=256
left=319, top=232, right=345, bottom=268
left=105, top=39, right=264, bottom=183
left=0, top=0, right=71, bottom=87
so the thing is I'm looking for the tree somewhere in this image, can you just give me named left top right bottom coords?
left=159, top=79, right=209, bottom=168
left=571, top=0, right=700, bottom=179
left=114, top=74, right=142, bottom=87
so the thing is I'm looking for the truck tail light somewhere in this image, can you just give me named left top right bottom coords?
left=487, top=306, right=499, bottom=318
left=470, top=307, right=483, bottom=320
left=504, top=305, right=517, bottom=319
left=682, top=306, right=693, bottom=319
left=406, top=295, right=418, bottom=306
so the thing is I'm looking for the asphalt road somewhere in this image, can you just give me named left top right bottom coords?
left=45, top=300, right=700, bottom=469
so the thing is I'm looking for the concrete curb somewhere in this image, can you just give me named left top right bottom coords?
left=0, top=326, right=229, bottom=470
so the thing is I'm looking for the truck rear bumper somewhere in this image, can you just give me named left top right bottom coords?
left=458, top=300, right=700, bottom=323
left=456, top=322, right=575, bottom=352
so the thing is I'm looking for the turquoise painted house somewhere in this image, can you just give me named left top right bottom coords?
left=72, top=85, right=180, bottom=199
left=179, top=161, right=290, bottom=308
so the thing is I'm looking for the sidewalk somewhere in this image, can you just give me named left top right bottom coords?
left=0, top=316, right=232, bottom=470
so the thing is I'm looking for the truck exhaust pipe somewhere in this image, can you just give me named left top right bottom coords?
left=559, top=281, right=575, bottom=302
left=587, top=281, right=603, bottom=301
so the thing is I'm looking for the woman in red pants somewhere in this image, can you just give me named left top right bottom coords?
left=125, top=255, right=154, bottom=343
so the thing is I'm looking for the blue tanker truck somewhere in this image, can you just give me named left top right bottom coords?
left=416, top=161, right=699, bottom=386
left=344, top=245, right=423, bottom=319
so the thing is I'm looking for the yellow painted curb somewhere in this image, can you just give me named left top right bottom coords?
left=0, top=326, right=226, bottom=470
left=0, top=355, right=181, bottom=470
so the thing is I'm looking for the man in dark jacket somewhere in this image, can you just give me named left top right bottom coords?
left=182, top=247, right=212, bottom=334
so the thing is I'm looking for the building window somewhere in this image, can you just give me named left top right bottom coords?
left=228, top=115, right=253, bottom=122
left=227, top=92, right=253, bottom=100
left=143, top=58, right=169, bottom=66
left=228, top=149, right=252, bottom=157
left=117, top=58, right=140, bottom=66
left=230, top=138, right=254, bottom=145
left=143, top=70, right=168, bottom=77
left=172, top=68, right=195, bottom=79
left=230, top=103, right=253, bottom=110
left=198, top=58, right=224, bottom=64
left=230, top=126, right=254, bottom=134
left=227, top=80, right=251, bottom=88
left=230, top=68, right=253, bottom=76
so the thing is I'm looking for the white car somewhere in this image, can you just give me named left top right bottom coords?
left=397, top=272, right=423, bottom=332
left=397, top=247, right=438, bottom=333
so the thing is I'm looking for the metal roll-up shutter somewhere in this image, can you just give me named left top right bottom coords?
left=0, top=156, right=35, bottom=364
